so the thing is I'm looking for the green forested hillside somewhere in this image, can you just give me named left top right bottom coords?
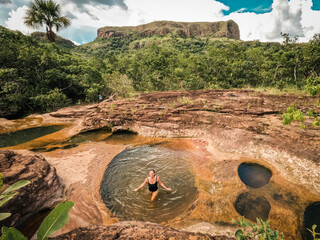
left=0, top=26, right=110, bottom=118
left=1, top=25, right=320, bottom=118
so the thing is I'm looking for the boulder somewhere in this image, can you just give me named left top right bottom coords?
left=0, top=150, right=64, bottom=228
left=52, top=221, right=235, bottom=240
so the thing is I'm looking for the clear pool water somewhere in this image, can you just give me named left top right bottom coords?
left=238, top=162, right=272, bottom=188
left=0, top=125, right=64, bottom=148
left=100, top=145, right=198, bottom=223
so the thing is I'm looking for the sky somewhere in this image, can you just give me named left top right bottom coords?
left=1, top=0, right=320, bottom=45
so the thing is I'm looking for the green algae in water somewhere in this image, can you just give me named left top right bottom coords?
left=100, top=145, right=198, bottom=223
left=0, top=125, right=64, bottom=148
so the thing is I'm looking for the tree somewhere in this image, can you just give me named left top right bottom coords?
left=24, top=0, right=70, bottom=42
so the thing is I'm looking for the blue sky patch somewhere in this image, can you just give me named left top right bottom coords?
left=217, top=0, right=273, bottom=14
left=312, top=0, right=320, bottom=10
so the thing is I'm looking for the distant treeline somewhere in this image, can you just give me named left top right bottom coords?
left=1, top=26, right=320, bottom=118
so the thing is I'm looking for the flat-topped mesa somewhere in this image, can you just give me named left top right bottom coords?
left=97, top=20, right=240, bottom=40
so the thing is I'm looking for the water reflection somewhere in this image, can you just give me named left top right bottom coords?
left=100, top=145, right=197, bottom=223
left=238, top=162, right=272, bottom=188
left=0, top=125, right=64, bottom=148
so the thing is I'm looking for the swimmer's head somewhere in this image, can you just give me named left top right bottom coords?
left=149, top=169, right=156, bottom=177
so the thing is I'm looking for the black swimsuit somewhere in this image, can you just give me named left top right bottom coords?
left=148, top=176, right=158, bottom=192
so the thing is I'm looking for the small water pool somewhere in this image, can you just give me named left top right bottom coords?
left=0, top=125, right=65, bottom=148
left=30, top=128, right=111, bottom=152
left=304, top=202, right=320, bottom=240
left=234, top=192, right=271, bottom=222
left=66, top=128, right=111, bottom=144
left=100, top=145, right=198, bottom=223
left=238, top=162, right=272, bottom=188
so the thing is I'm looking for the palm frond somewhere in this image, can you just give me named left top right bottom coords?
left=23, top=0, right=71, bottom=42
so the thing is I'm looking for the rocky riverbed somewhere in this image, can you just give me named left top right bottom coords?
left=0, top=89, right=319, bottom=239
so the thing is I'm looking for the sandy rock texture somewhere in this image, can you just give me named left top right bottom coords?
left=1, top=89, right=320, bottom=239
left=75, top=90, right=320, bottom=194
left=51, top=221, right=235, bottom=240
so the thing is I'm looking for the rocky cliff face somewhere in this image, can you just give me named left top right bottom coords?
left=0, top=150, right=64, bottom=229
left=97, top=20, right=240, bottom=40
left=52, top=221, right=234, bottom=240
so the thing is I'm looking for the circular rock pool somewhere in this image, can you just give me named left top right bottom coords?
left=238, top=162, right=272, bottom=188
left=304, top=202, right=320, bottom=240
left=100, top=145, right=198, bottom=223
left=234, top=192, right=271, bottom=222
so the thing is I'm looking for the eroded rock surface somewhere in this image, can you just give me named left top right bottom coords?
left=78, top=89, right=320, bottom=164
left=0, top=150, right=64, bottom=228
left=47, top=89, right=320, bottom=195
left=2, top=89, right=320, bottom=239
left=52, top=221, right=234, bottom=240
left=98, top=20, right=240, bottom=40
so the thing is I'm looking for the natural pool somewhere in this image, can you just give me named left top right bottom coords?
left=31, top=128, right=111, bottom=152
left=238, top=162, right=272, bottom=188
left=0, top=125, right=65, bottom=148
left=304, top=202, right=320, bottom=240
left=100, top=145, right=198, bottom=223
left=234, top=192, right=271, bottom=221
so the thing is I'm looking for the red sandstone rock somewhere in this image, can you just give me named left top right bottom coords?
left=0, top=150, right=64, bottom=228
left=51, top=221, right=235, bottom=240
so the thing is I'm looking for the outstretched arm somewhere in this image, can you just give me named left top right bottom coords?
left=158, top=177, right=172, bottom=191
left=134, top=178, right=148, bottom=191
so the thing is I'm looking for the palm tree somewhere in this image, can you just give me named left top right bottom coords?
left=24, top=0, right=71, bottom=42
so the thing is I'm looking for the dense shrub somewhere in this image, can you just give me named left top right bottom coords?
left=2, top=25, right=320, bottom=118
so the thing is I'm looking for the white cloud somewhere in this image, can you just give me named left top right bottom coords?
left=227, top=0, right=320, bottom=42
left=124, top=0, right=228, bottom=25
left=5, top=5, right=41, bottom=34
left=4, top=0, right=320, bottom=43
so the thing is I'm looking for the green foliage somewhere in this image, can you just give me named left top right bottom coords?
left=307, top=225, right=320, bottom=240
left=305, top=77, right=320, bottom=96
left=0, top=173, right=30, bottom=221
left=37, top=201, right=74, bottom=240
left=308, top=110, right=318, bottom=118
left=2, top=26, right=320, bottom=118
left=282, top=107, right=319, bottom=129
left=0, top=202, right=74, bottom=240
left=0, top=26, right=106, bottom=118
left=102, top=72, right=134, bottom=97
left=30, top=88, right=71, bottom=112
left=24, top=0, right=71, bottom=42
left=77, top=32, right=320, bottom=92
left=282, top=107, right=305, bottom=125
left=313, top=117, right=320, bottom=127
left=0, top=173, right=74, bottom=240
left=232, top=216, right=284, bottom=240
left=0, top=227, right=27, bottom=240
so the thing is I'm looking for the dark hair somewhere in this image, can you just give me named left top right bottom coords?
left=150, top=169, right=156, bottom=173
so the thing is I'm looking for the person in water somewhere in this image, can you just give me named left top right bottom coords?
left=134, top=169, right=172, bottom=201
